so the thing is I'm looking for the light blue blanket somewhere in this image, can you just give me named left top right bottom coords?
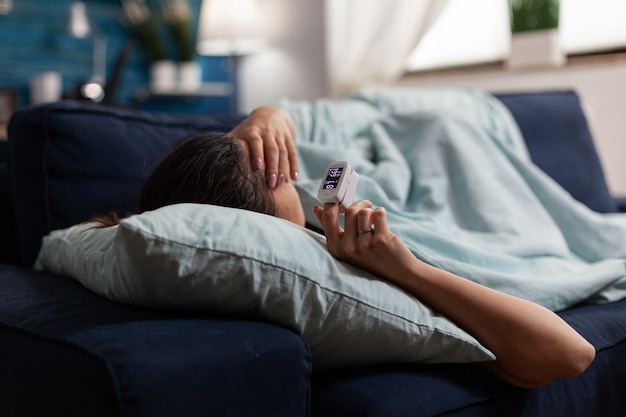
left=281, top=87, right=626, bottom=312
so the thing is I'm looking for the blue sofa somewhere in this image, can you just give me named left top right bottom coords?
left=1, top=90, right=625, bottom=417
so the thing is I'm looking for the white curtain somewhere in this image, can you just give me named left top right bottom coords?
left=326, top=0, right=450, bottom=98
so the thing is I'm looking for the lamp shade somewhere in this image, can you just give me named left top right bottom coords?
left=197, top=0, right=265, bottom=55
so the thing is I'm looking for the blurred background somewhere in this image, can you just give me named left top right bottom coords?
left=0, top=0, right=625, bottom=193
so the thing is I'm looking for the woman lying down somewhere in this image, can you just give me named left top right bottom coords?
left=84, top=101, right=607, bottom=390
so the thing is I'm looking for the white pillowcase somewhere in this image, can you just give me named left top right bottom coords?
left=35, top=203, right=494, bottom=369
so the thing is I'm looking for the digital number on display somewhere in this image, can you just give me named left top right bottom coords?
left=323, top=167, right=344, bottom=189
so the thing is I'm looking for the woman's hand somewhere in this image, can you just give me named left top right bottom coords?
left=313, top=200, right=418, bottom=281
left=228, top=106, right=299, bottom=188
left=315, top=200, right=595, bottom=388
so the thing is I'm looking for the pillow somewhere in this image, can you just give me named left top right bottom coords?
left=34, top=203, right=494, bottom=369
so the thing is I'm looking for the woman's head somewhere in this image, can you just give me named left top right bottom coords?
left=140, top=132, right=277, bottom=217
left=140, top=132, right=305, bottom=226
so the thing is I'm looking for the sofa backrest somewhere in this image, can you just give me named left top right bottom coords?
left=494, top=90, right=616, bottom=214
left=6, top=101, right=244, bottom=266
left=0, top=141, right=19, bottom=264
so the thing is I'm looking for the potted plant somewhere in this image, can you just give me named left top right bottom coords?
left=508, top=0, right=564, bottom=68
left=122, top=0, right=177, bottom=92
left=162, top=0, right=201, bottom=92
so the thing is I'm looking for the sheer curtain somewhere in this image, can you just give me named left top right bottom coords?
left=326, top=0, right=450, bottom=98
left=407, top=0, right=509, bottom=72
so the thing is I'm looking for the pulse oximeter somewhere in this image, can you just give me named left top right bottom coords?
left=317, top=161, right=359, bottom=209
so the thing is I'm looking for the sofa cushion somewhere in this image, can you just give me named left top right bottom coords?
left=0, top=263, right=311, bottom=417
left=35, top=203, right=494, bottom=370
left=7, top=101, right=245, bottom=267
left=495, top=91, right=617, bottom=213
left=311, top=298, right=626, bottom=417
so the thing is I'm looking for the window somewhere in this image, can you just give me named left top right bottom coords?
left=407, top=0, right=626, bottom=72
left=562, top=0, right=626, bottom=54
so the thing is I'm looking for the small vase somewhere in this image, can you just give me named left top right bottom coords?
left=508, top=29, right=565, bottom=69
left=150, top=60, right=178, bottom=93
left=178, top=61, right=202, bottom=92
left=30, top=71, right=62, bottom=103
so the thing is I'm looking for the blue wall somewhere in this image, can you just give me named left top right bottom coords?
left=0, top=0, right=230, bottom=111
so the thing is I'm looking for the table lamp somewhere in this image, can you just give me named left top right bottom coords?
left=196, top=0, right=265, bottom=56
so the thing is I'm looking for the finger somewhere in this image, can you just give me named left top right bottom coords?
left=357, top=209, right=374, bottom=234
left=344, top=200, right=373, bottom=237
left=313, top=204, right=324, bottom=226
left=285, top=134, right=299, bottom=181
left=319, top=203, right=343, bottom=254
left=276, top=137, right=290, bottom=186
left=264, top=137, right=280, bottom=188
left=372, top=207, right=389, bottom=234
left=246, top=133, right=265, bottom=172
left=229, top=125, right=266, bottom=172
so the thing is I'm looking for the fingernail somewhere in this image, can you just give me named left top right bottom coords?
left=278, top=174, right=285, bottom=185
left=292, top=171, right=299, bottom=181
left=254, top=157, right=264, bottom=171
left=268, top=173, right=277, bottom=188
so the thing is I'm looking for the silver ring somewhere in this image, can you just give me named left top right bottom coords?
left=357, top=229, right=372, bottom=235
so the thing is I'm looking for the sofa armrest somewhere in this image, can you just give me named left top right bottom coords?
left=0, top=264, right=311, bottom=417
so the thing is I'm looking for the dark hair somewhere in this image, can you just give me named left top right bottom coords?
left=91, top=132, right=276, bottom=227
left=140, top=132, right=276, bottom=214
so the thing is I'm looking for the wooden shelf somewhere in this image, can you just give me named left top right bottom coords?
left=135, top=82, right=233, bottom=102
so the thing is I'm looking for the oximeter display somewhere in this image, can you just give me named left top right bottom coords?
left=323, top=167, right=344, bottom=189
left=317, top=161, right=359, bottom=209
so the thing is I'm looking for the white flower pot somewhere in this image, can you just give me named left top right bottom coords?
left=30, top=71, right=62, bottom=103
left=178, top=61, right=202, bottom=92
left=508, top=29, right=565, bottom=69
left=150, top=60, right=178, bottom=93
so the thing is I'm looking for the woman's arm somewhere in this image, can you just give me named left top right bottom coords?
left=313, top=201, right=596, bottom=388
left=228, top=106, right=299, bottom=188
